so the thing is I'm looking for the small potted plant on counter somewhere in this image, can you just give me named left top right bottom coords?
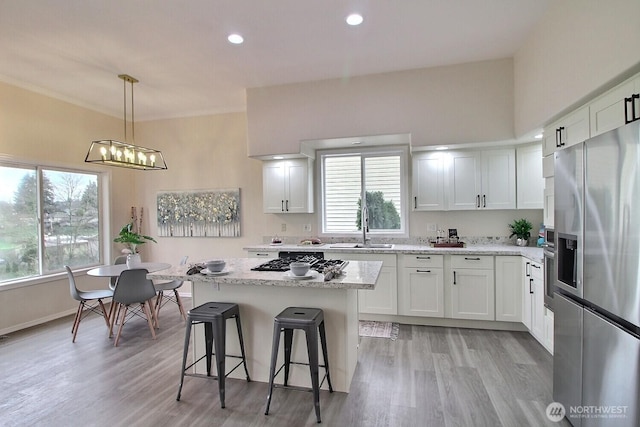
left=509, top=218, right=533, bottom=247
left=113, top=222, right=157, bottom=266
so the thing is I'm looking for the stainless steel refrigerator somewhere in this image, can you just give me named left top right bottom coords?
left=554, top=120, right=640, bottom=427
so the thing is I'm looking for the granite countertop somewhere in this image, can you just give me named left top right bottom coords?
left=147, top=258, right=383, bottom=290
left=244, top=243, right=544, bottom=263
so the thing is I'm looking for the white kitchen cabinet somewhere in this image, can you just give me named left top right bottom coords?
left=327, top=252, right=397, bottom=315
left=589, top=73, right=640, bottom=137
left=411, top=152, right=445, bottom=211
left=542, top=154, right=554, bottom=178
left=521, top=259, right=533, bottom=330
left=522, top=258, right=544, bottom=343
left=263, top=158, right=314, bottom=213
left=398, top=254, right=444, bottom=317
left=495, top=256, right=522, bottom=322
left=449, top=255, right=495, bottom=321
left=516, top=144, right=543, bottom=209
left=543, top=307, right=554, bottom=354
left=543, top=177, right=554, bottom=227
left=247, top=250, right=277, bottom=259
left=446, top=149, right=515, bottom=210
left=543, top=106, right=590, bottom=155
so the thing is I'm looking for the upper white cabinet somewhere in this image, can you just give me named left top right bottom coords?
left=412, top=152, right=445, bottom=211
left=590, top=73, right=640, bottom=137
left=516, top=144, right=543, bottom=209
left=542, top=105, right=590, bottom=156
left=447, top=149, right=516, bottom=210
left=263, top=158, right=314, bottom=213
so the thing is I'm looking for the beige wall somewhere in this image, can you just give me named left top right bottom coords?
left=0, top=81, right=135, bottom=333
left=514, top=0, right=640, bottom=136
left=133, top=113, right=263, bottom=278
left=247, top=58, right=515, bottom=156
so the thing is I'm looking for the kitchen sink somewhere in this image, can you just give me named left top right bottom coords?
left=329, top=243, right=394, bottom=249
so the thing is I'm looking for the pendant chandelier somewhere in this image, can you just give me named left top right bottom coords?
left=85, top=74, right=167, bottom=170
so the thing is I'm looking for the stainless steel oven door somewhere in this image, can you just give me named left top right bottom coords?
left=544, top=248, right=555, bottom=310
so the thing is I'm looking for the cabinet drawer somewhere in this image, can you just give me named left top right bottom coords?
left=530, top=261, right=543, bottom=280
left=247, top=250, right=277, bottom=259
left=401, top=254, right=443, bottom=268
left=450, top=255, right=493, bottom=269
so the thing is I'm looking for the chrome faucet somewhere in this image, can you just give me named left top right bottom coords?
left=361, top=204, right=370, bottom=247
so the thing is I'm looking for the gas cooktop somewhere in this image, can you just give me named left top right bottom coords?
left=252, top=254, right=346, bottom=273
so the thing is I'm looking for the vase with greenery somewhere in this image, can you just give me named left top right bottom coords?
left=113, top=223, right=157, bottom=266
left=508, top=218, right=533, bottom=246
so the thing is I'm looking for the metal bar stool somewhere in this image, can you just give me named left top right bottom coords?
left=176, top=302, right=251, bottom=408
left=265, top=307, right=333, bottom=423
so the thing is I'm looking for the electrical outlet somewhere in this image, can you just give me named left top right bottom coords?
left=427, top=223, right=437, bottom=232
left=281, top=223, right=287, bottom=232
left=303, top=224, right=312, bottom=232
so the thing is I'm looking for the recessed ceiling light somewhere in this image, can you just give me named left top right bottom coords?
left=346, top=14, right=363, bottom=26
left=351, top=141, right=362, bottom=145
left=534, top=133, right=543, bottom=139
left=228, top=34, right=244, bottom=44
left=435, top=146, right=448, bottom=150
left=273, top=155, right=284, bottom=160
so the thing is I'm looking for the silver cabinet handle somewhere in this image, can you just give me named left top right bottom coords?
left=529, top=278, right=534, bottom=294
left=525, top=261, right=531, bottom=277
left=281, top=200, right=284, bottom=212
left=416, top=269, right=431, bottom=273
left=453, top=271, right=457, bottom=285
left=476, top=195, right=480, bottom=208
left=285, top=200, right=289, bottom=211
left=464, top=257, right=481, bottom=261
left=416, top=256, right=431, bottom=260
left=482, top=195, right=486, bottom=208
left=414, top=196, right=417, bottom=209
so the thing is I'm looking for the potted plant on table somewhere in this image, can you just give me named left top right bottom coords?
left=113, top=222, right=157, bottom=267
left=508, top=218, right=533, bottom=247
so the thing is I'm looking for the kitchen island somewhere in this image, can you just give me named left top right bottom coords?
left=148, top=258, right=382, bottom=392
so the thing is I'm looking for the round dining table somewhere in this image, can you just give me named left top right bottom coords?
left=87, top=262, right=171, bottom=278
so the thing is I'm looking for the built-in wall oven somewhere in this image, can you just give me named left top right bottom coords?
left=543, top=227, right=555, bottom=310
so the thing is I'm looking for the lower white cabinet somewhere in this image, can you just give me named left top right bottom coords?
left=543, top=308, right=554, bottom=353
left=399, top=255, right=444, bottom=317
left=449, top=255, right=495, bottom=321
left=327, top=252, right=397, bottom=315
left=495, top=256, right=522, bottom=322
left=522, top=258, right=545, bottom=343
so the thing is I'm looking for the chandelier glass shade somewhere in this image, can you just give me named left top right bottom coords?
left=85, top=74, right=167, bottom=170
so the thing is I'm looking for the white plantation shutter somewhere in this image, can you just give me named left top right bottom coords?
left=321, top=150, right=405, bottom=234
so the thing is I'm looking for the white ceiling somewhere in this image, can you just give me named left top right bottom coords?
left=0, top=0, right=549, bottom=121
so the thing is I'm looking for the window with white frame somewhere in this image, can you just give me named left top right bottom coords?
left=0, top=163, right=102, bottom=283
left=320, top=148, right=407, bottom=235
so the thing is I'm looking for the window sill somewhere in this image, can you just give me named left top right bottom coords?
left=0, top=266, right=97, bottom=292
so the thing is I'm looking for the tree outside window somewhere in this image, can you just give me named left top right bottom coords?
left=0, top=165, right=101, bottom=283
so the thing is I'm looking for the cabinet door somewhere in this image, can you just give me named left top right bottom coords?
left=522, top=258, right=533, bottom=331
left=263, top=162, right=286, bottom=213
left=412, top=152, right=445, bottom=210
left=589, top=76, right=638, bottom=137
left=530, top=262, right=545, bottom=341
left=543, top=308, right=554, bottom=354
left=447, top=151, right=481, bottom=210
left=560, top=106, right=590, bottom=149
left=516, top=145, right=543, bottom=209
left=450, top=268, right=495, bottom=321
left=285, top=159, right=311, bottom=213
left=542, top=123, right=558, bottom=157
left=399, top=268, right=444, bottom=317
left=481, top=149, right=516, bottom=209
left=358, top=266, right=397, bottom=315
left=543, top=177, right=554, bottom=227
left=495, top=256, right=522, bottom=322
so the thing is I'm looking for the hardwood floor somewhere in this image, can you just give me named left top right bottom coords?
left=0, top=300, right=569, bottom=426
